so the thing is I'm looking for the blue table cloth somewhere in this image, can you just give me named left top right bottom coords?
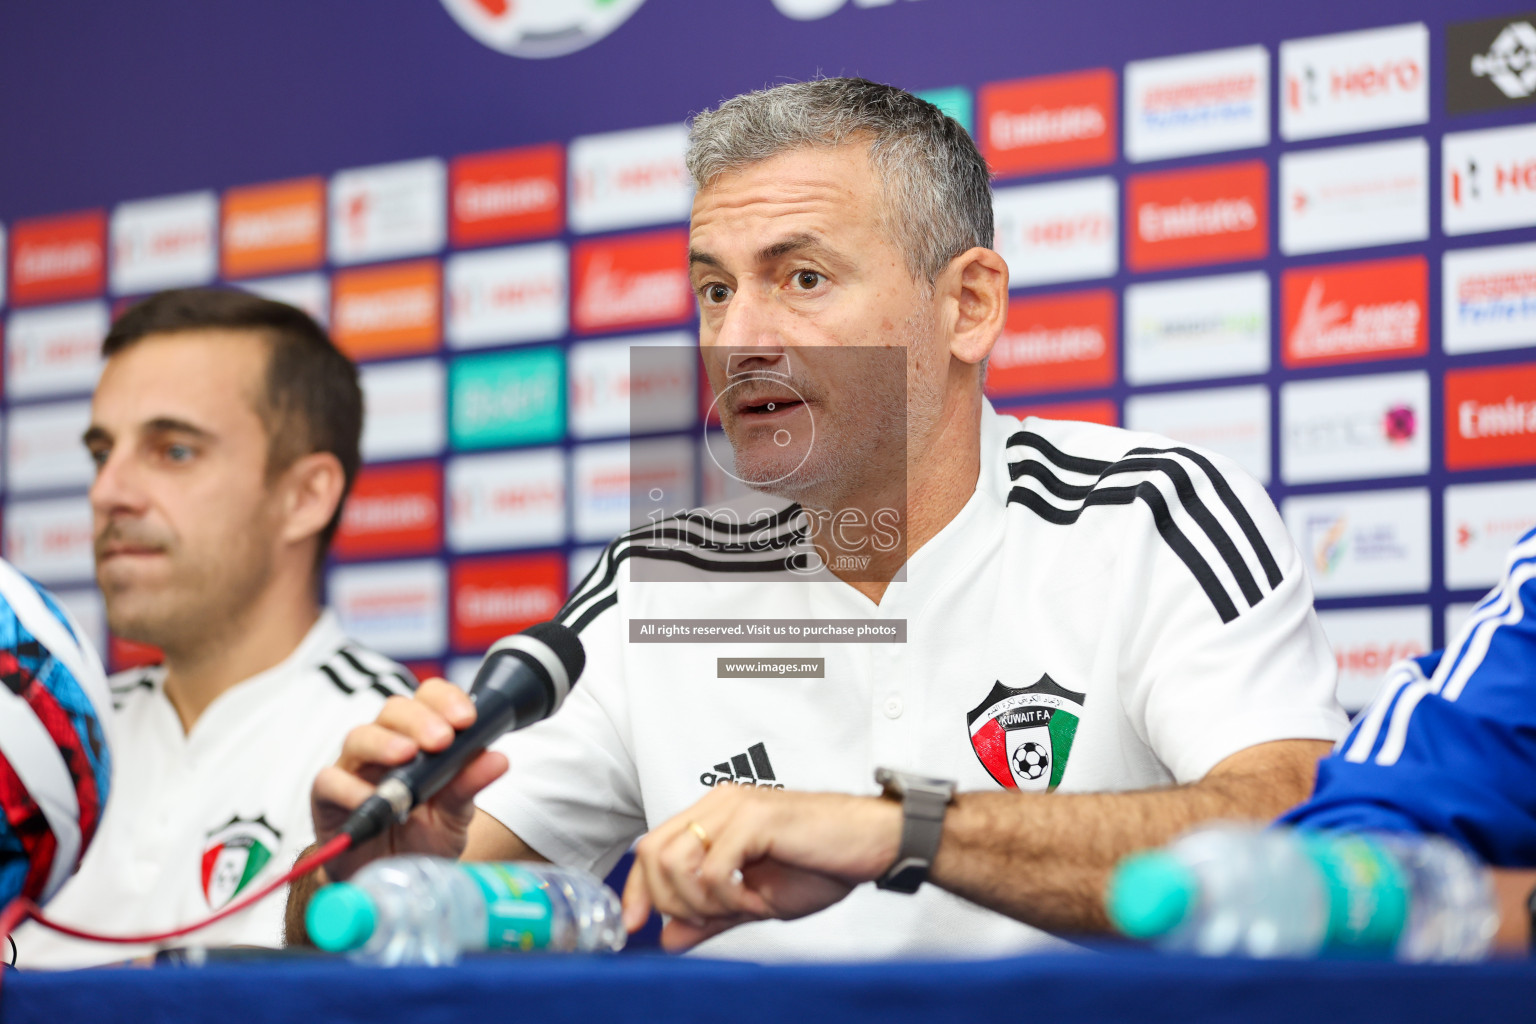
left=5, top=949, right=1535, bottom=1024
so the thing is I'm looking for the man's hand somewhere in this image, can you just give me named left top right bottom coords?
left=311, top=678, right=510, bottom=881
left=622, top=786, right=902, bottom=951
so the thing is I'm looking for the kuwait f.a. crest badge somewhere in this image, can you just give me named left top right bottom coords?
left=967, top=675, right=1086, bottom=792
left=201, top=815, right=282, bottom=910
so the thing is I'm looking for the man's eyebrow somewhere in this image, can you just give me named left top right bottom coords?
left=81, top=425, right=110, bottom=447
left=754, top=233, right=837, bottom=264
left=142, top=417, right=216, bottom=440
left=689, top=234, right=851, bottom=273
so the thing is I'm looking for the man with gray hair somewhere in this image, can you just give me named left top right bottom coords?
left=296, top=78, right=1347, bottom=960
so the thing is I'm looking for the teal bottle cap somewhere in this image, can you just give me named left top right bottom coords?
left=1107, top=853, right=1197, bottom=940
left=307, top=882, right=378, bottom=953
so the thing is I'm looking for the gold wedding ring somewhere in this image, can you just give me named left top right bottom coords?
left=687, top=820, right=711, bottom=850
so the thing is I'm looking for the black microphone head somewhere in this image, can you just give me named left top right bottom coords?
left=523, top=621, right=585, bottom=687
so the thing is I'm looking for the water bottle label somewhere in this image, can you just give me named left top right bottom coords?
left=1303, top=834, right=1409, bottom=954
left=462, top=863, right=556, bottom=951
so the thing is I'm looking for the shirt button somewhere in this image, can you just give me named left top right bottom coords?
left=883, top=696, right=904, bottom=719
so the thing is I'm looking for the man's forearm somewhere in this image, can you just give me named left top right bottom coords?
left=282, top=843, right=327, bottom=948
left=929, top=741, right=1325, bottom=934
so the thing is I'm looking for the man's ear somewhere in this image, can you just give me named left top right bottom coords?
left=942, top=247, right=1009, bottom=366
left=278, top=451, right=347, bottom=548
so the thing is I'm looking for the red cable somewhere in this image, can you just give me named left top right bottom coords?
left=0, top=833, right=351, bottom=953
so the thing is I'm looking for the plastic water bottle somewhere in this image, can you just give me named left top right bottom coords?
left=1106, top=824, right=1497, bottom=962
left=306, top=857, right=626, bottom=965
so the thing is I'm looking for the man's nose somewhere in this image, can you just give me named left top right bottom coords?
left=89, top=449, right=147, bottom=518
left=711, top=288, right=790, bottom=373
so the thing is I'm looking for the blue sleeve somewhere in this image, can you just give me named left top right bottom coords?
left=1280, top=528, right=1536, bottom=867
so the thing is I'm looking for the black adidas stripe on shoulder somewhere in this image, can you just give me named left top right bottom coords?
left=1005, top=431, right=1282, bottom=625
left=319, top=647, right=417, bottom=700
left=559, top=506, right=811, bottom=636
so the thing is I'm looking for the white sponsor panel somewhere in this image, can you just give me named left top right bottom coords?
left=993, top=177, right=1118, bottom=288
left=329, top=559, right=447, bottom=659
left=1445, top=602, right=1480, bottom=643
left=1124, top=384, right=1270, bottom=484
left=1444, top=480, right=1536, bottom=591
left=53, top=587, right=106, bottom=658
left=3, top=496, right=94, bottom=584
left=569, top=123, right=691, bottom=235
left=1279, top=22, right=1429, bottom=141
left=6, top=400, right=94, bottom=494
left=1444, top=123, right=1536, bottom=237
left=1125, top=45, right=1269, bottom=162
left=1316, top=606, right=1431, bottom=711
left=109, top=191, right=218, bottom=295
left=568, top=332, right=696, bottom=439
left=1444, top=243, right=1536, bottom=354
left=1281, top=371, right=1429, bottom=484
left=1280, top=138, right=1428, bottom=255
left=572, top=436, right=695, bottom=544
left=445, top=241, right=567, bottom=348
left=330, top=158, right=446, bottom=265
left=447, top=447, right=566, bottom=552
left=240, top=273, right=330, bottom=325
left=359, top=358, right=446, bottom=462
left=1282, top=487, right=1430, bottom=598
left=5, top=301, right=108, bottom=400
left=1124, top=271, right=1269, bottom=385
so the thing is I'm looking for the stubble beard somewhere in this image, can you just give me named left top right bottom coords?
left=729, top=307, right=936, bottom=514
left=99, top=518, right=277, bottom=662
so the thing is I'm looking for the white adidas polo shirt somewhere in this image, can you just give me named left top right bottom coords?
left=14, top=611, right=414, bottom=968
left=479, top=401, right=1348, bottom=962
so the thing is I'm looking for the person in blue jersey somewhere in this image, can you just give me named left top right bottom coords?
left=1282, top=524, right=1536, bottom=950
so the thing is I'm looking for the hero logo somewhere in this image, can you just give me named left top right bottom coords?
left=1279, top=23, right=1428, bottom=140
left=1444, top=124, right=1536, bottom=236
left=569, top=124, right=691, bottom=235
left=439, top=0, right=647, bottom=59
left=447, top=449, right=565, bottom=553
left=992, top=177, right=1118, bottom=287
left=1473, top=22, right=1536, bottom=98
left=773, top=0, right=925, bottom=20
left=3, top=497, right=94, bottom=584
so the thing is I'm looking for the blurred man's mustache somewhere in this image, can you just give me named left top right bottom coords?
left=95, top=521, right=171, bottom=556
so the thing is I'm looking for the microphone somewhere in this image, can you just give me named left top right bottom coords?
left=340, top=621, right=586, bottom=846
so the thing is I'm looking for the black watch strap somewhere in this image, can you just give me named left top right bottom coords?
left=874, top=770, right=954, bottom=894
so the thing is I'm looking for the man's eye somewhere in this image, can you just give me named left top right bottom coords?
left=165, top=444, right=194, bottom=462
left=87, top=448, right=109, bottom=468
left=794, top=271, right=824, bottom=290
left=704, top=283, right=731, bottom=304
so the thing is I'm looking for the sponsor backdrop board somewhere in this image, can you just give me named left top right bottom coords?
left=0, top=0, right=1532, bottom=707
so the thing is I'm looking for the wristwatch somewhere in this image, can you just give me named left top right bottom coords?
left=873, top=767, right=956, bottom=894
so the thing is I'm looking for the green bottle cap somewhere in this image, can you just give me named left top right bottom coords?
left=307, top=882, right=378, bottom=953
left=1107, top=852, right=1198, bottom=940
